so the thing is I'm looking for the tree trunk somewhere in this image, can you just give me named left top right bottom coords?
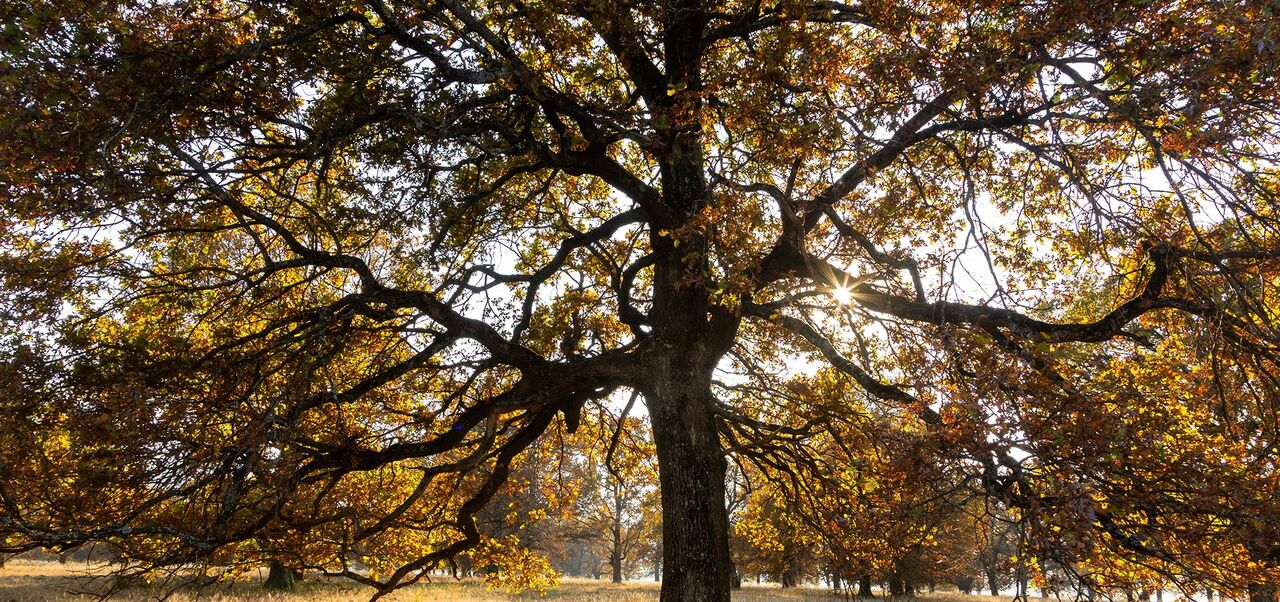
left=647, top=369, right=731, bottom=602
left=264, top=561, right=299, bottom=590
left=859, top=575, right=874, bottom=597
left=643, top=74, right=735, bottom=595
left=781, top=564, right=798, bottom=588
left=986, top=565, right=1000, bottom=597
left=611, top=487, right=624, bottom=584
left=781, top=552, right=802, bottom=588
left=890, top=574, right=906, bottom=597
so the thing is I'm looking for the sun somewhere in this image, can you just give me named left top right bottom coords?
left=831, top=285, right=853, bottom=305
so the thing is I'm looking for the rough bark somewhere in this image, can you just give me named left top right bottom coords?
left=646, top=363, right=731, bottom=602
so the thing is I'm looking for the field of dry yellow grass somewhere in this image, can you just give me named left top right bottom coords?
left=0, top=560, right=1003, bottom=601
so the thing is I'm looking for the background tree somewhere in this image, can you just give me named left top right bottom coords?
left=732, top=482, right=822, bottom=588
left=3, top=1, right=1280, bottom=601
left=557, top=409, right=661, bottom=583
left=975, top=511, right=1019, bottom=597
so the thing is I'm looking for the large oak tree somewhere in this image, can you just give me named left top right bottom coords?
left=2, top=1, right=1279, bottom=600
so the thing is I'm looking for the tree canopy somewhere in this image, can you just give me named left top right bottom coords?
left=1, top=1, right=1279, bottom=601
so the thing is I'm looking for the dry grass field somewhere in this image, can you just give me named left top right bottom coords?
left=0, top=560, right=1003, bottom=602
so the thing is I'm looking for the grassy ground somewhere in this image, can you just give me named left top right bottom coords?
left=0, top=560, right=998, bottom=601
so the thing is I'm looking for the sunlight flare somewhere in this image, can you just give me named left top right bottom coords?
left=831, top=285, right=854, bottom=305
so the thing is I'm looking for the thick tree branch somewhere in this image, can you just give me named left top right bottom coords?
left=800, top=248, right=1214, bottom=344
